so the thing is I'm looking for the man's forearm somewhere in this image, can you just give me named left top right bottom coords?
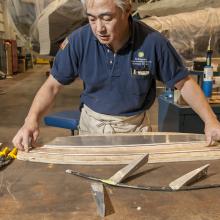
left=25, top=75, right=62, bottom=124
left=180, top=77, right=217, bottom=124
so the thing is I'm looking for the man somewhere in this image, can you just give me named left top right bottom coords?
left=13, top=0, right=220, bottom=151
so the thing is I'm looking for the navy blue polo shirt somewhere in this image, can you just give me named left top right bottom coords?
left=52, top=18, right=189, bottom=116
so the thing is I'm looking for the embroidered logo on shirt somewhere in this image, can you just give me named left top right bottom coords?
left=60, top=38, right=69, bottom=50
left=138, top=51, right=145, bottom=58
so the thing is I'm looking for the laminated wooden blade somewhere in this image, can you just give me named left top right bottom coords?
left=109, top=154, right=149, bottom=184
left=18, top=133, right=220, bottom=165
left=169, top=164, right=210, bottom=190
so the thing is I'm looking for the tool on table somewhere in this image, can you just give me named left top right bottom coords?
left=66, top=167, right=220, bottom=192
left=66, top=156, right=218, bottom=191
left=0, top=147, right=17, bottom=169
left=66, top=154, right=217, bottom=217
left=0, top=147, right=10, bottom=162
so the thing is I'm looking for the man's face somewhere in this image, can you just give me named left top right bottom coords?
left=86, top=0, right=130, bottom=48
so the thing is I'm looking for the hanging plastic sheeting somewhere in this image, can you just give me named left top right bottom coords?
left=7, top=0, right=36, bottom=37
left=137, top=0, right=220, bottom=18
left=141, top=8, right=220, bottom=61
left=34, top=0, right=55, bottom=16
left=30, top=0, right=87, bottom=56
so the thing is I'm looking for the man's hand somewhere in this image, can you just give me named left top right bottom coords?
left=176, top=77, right=220, bottom=145
left=12, top=120, right=39, bottom=152
left=205, top=119, right=220, bottom=146
left=12, top=75, right=63, bottom=152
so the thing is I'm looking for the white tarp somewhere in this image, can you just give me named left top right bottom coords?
left=142, top=7, right=220, bottom=60
left=137, top=0, right=220, bottom=18
left=7, top=0, right=36, bottom=36
left=32, top=0, right=87, bottom=55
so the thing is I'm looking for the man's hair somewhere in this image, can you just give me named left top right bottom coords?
left=82, top=0, right=131, bottom=12
left=114, top=0, right=131, bottom=12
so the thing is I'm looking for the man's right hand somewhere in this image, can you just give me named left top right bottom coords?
left=12, top=75, right=62, bottom=152
left=12, top=120, right=39, bottom=152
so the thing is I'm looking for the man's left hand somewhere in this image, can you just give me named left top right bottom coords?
left=204, top=119, right=220, bottom=145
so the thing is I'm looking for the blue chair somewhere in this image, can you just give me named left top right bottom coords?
left=44, top=110, right=81, bottom=135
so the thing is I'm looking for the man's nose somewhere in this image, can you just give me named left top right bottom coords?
left=96, top=19, right=105, bottom=33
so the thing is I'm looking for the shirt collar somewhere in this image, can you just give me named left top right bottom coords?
left=119, top=15, right=134, bottom=51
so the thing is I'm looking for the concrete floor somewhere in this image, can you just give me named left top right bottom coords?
left=0, top=64, right=159, bottom=147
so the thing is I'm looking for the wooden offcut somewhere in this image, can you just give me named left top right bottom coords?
left=91, top=183, right=106, bottom=217
left=17, top=133, right=220, bottom=165
left=109, top=154, right=149, bottom=184
left=169, top=164, right=210, bottom=190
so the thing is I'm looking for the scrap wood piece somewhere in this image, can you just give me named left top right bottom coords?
left=91, top=182, right=114, bottom=217
left=169, top=164, right=210, bottom=190
left=109, top=154, right=149, bottom=184
left=91, top=183, right=106, bottom=217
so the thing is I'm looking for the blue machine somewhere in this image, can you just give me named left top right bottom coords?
left=44, top=110, right=81, bottom=135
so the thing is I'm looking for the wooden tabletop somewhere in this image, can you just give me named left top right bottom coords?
left=1, top=159, right=220, bottom=220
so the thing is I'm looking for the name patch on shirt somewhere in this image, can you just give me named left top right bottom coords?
left=131, top=52, right=151, bottom=76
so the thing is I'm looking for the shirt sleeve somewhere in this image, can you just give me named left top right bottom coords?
left=51, top=33, right=80, bottom=85
left=156, top=39, right=189, bottom=88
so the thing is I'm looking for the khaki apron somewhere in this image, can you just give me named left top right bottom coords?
left=79, top=105, right=151, bottom=135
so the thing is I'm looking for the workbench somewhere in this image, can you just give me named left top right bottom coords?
left=1, top=159, right=220, bottom=219
left=158, top=94, right=220, bottom=133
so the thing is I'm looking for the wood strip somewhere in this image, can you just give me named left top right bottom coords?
left=40, top=142, right=211, bottom=153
